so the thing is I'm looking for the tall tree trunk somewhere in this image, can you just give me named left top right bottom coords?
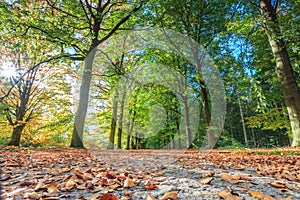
left=126, top=135, right=131, bottom=150
left=176, top=117, right=182, bottom=149
left=70, top=48, right=97, bottom=148
left=126, top=118, right=131, bottom=150
left=108, top=90, right=119, bottom=149
left=194, top=49, right=215, bottom=149
left=135, top=132, right=139, bottom=149
left=117, top=92, right=125, bottom=149
left=8, top=125, right=25, bottom=146
left=251, top=128, right=257, bottom=148
left=237, top=91, right=248, bottom=147
left=200, top=83, right=216, bottom=149
left=259, top=0, right=300, bottom=147
left=183, top=96, right=192, bottom=148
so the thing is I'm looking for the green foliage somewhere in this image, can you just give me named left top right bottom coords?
left=246, top=107, right=291, bottom=134
left=216, top=135, right=245, bottom=149
left=0, top=0, right=299, bottom=148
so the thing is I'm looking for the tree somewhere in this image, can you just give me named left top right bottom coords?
left=148, top=0, right=229, bottom=148
left=0, top=0, right=144, bottom=148
left=247, top=0, right=300, bottom=146
left=0, top=42, right=71, bottom=146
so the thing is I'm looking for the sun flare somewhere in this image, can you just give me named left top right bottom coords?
left=1, top=62, right=16, bottom=78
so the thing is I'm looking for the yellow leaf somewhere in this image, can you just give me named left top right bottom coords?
left=248, top=190, right=276, bottom=200
left=47, top=181, right=59, bottom=195
left=124, top=178, right=135, bottom=188
left=218, top=190, right=240, bottom=200
left=160, top=191, right=178, bottom=200
left=65, top=177, right=76, bottom=190
left=199, top=177, right=214, bottom=184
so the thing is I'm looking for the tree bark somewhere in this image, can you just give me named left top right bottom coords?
left=108, top=90, right=119, bottom=149
left=8, top=124, right=25, bottom=146
left=70, top=48, right=97, bottom=148
left=259, top=0, right=300, bottom=147
left=183, top=96, right=192, bottom=148
left=117, top=91, right=125, bottom=149
left=193, top=48, right=216, bottom=149
left=237, top=92, right=248, bottom=147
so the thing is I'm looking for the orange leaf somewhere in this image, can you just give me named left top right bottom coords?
left=248, top=190, right=276, bottom=200
left=65, top=177, right=76, bottom=190
left=269, top=182, right=287, bottom=189
left=199, top=177, right=214, bottom=184
left=218, top=190, right=240, bottom=200
left=221, top=174, right=245, bottom=184
left=47, top=181, right=59, bottom=195
left=144, top=183, right=158, bottom=190
left=202, top=171, right=215, bottom=178
left=124, top=178, right=135, bottom=188
left=160, top=191, right=178, bottom=200
left=99, top=193, right=118, bottom=200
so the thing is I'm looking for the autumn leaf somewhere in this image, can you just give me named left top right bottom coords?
left=107, top=183, right=120, bottom=190
left=47, top=181, right=59, bottom=195
left=218, top=190, right=241, bottom=200
left=64, top=177, right=76, bottom=190
left=248, top=190, right=276, bottom=200
left=153, top=171, right=164, bottom=176
left=106, top=172, right=117, bottom=179
left=220, top=174, right=245, bottom=184
left=24, top=191, right=40, bottom=199
left=199, top=177, right=214, bottom=184
left=124, top=177, right=135, bottom=188
left=202, top=171, right=215, bottom=178
left=160, top=191, right=178, bottom=200
left=99, top=193, right=118, bottom=200
left=269, top=182, right=287, bottom=189
left=144, top=183, right=158, bottom=190
left=34, top=181, right=45, bottom=191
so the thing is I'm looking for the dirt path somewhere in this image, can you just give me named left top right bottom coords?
left=0, top=148, right=299, bottom=199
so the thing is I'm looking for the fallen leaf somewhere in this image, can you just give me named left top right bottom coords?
left=235, top=166, right=246, bottom=171
left=269, top=182, right=287, bottom=189
left=199, top=177, right=214, bottom=184
left=160, top=191, right=178, bottom=200
left=248, top=190, right=276, bottom=200
left=47, top=181, right=59, bottom=195
left=202, top=171, right=215, bottom=178
left=218, top=190, right=240, bottom=200
left=34, top=181, right=45, bottom=191
left=27, top=192, right=40, bottom=199
left=144, top=183, right=158, bottom=190
left=153, top=171, right=164, bottom=176
left=221, top=174, right=245, bottom=184
left=124, top=178, right=135, bottom=188
left=107, top=183, right=120, bottom=190
left=106, top=172, right=116, bottom=179
left=99, top=193, right=118, bottom=200
left=65, top=177, right=76, bottom=190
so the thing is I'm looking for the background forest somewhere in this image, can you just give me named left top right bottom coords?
left=0, top=0, right=299, bottom=149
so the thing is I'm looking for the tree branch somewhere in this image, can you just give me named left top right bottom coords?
left=45, top=0, right=79, bottom=19
left=0, top=54, right=71, bottom=102
left=247, top=0, right=261, bottom=10
left=97, top=2, right=144, bottom=46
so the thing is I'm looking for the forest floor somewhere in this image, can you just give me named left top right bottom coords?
left=0, top=147, right=300, bottom=200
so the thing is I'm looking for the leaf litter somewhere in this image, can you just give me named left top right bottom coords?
left=0, top=147, right=299, bottom=199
